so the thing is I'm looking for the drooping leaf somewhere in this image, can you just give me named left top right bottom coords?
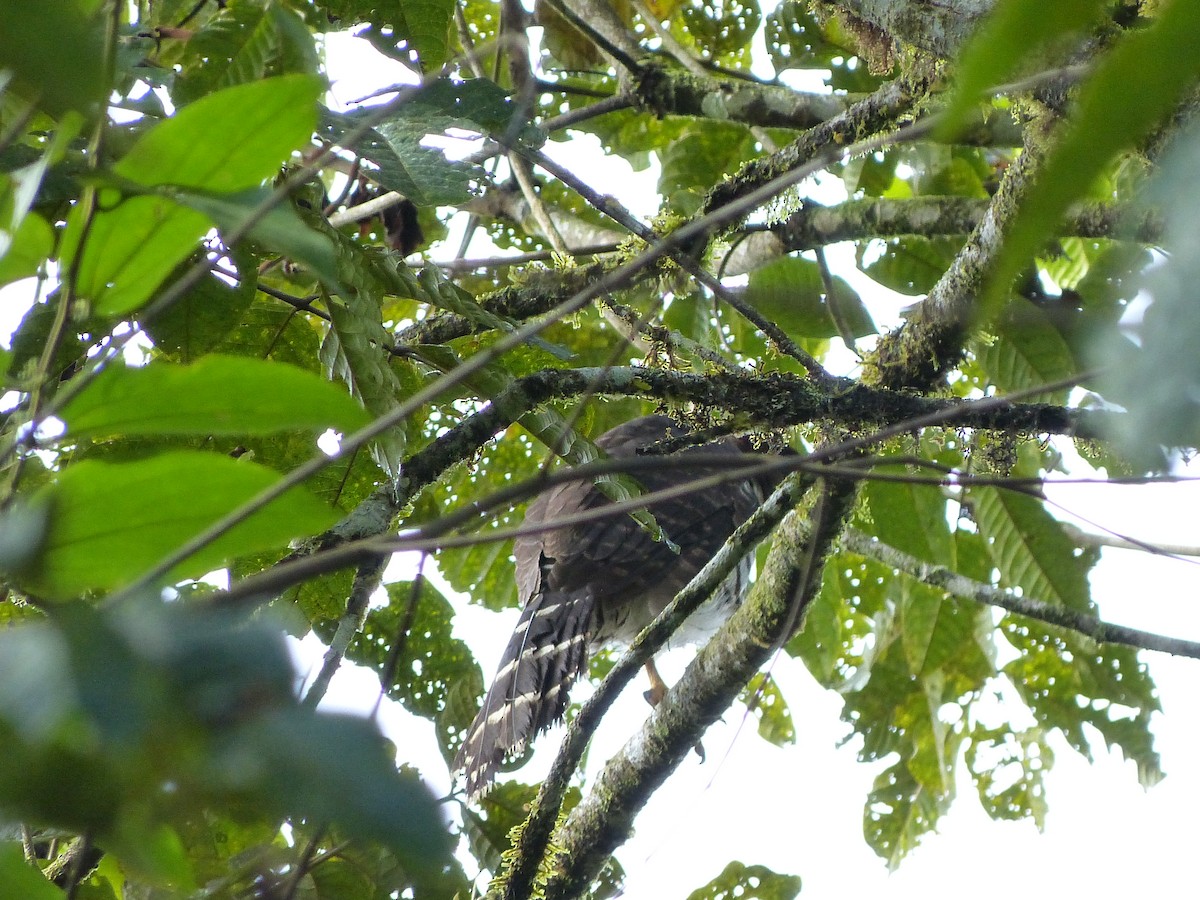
left=966, top=724, right=1052, bottom=827
left=1001, top=616, right=1162, bottom=786
left=741, top=673, right=795, bottom=746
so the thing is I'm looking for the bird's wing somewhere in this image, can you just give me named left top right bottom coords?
left=455, top=415, right=761, bottom=797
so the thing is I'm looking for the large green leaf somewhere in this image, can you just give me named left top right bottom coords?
left=970, top=487, right=1091, bottom=611
left=114, top=74, right=322, bottom=192
left=173, top=188, right=342, bottom=289
left=59, top=356, right=369, bottom=440
left=973, top=295, right=1077, bottom=402
left=140, top=266, right=257, bottom=361
left=0, top=842, right=66, bottom=899
left=171, top=0, right=319, bottom=105
left=0, top=2, right=105, bottom=116
left=864, top=475, right=954, bottom=566
left=744, top=255, right=875, bottom=339
left=0, top=212, right=53, bottom=287
left=938, top=0, right=1108, bottom=136
left=1002, top=617, right=1162, bottom=786
left=318, top=77, right=521, bottom=206
left=979, top=0, right=1200, bottom=323
left=60, top=193, right=211, bottom=316
left=858, top=237, right=960, bottom=296
left=26, top=451, right=337, bottom=598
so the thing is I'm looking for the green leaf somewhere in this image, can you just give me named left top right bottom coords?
left=0, top=212, right=53, bottom=287
left=140, top=266, right=257, bottom=361
left=744, top=255, right=875, bottom=339
left=318, top=78, right=520, bottom=206
left=0, top=842, right=65, bottom=900
left=60, top=193, right=211, bottom=316
left=172, top=1, right=319, bottom=105
left=0, top=3, right=105, bottom=117
left=659, top=125, right=756, bottom=217
left=320, top=292, right=411, bottom=480
left=973, top=296, right=1077, bottom=401
left=59, top=356, right=369, bottom=440
left=966, top=725, right=1051, bottom=826
left=938, top=0, right=1108, bottom=137
left=980, top=1, right=1200, bottom=324
left=26, top=451, right=337, bottom=598
left=679, top=0, right=762, bottom=61
left=394, top=0, right=456, bottom=72
left=859, top=237, right=960, bottom=296
left=864, top=759, right=943, bottom=869
left=234, top=712, right=453, bottom=869
left=114, top=74, right=322, bottom=192
left=172, top=189, right=342, bottom=289
left=686, top=861, right=801, bottom=900
left=897, top=577, right=980, bottom=676
left=1093, top=124, right=1200, bottom=466
left=971, top=486, right=1091, bottom=611
left=742, top=673, right=795, bottom=746
left=864, top=475, right=954, bottom=565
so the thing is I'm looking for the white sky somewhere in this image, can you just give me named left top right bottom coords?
left=2, top=21, right=1197, bottom=900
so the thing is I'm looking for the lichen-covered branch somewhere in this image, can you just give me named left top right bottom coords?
left=702, top=60, right=939, bottom=220
left=493, top=471, right=813, bottom=900
left=774, top=197, right=1161, bottom=252
left=539, top=480, right=857, bottom=898
left=870, top=133, right=1045, bottom=390
left=841, top=530, right=1200, bottom=659
left=816, top=0, right=994, bottom=60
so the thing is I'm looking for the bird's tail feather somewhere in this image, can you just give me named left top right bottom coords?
left=454, top=588, right=594, bottom=798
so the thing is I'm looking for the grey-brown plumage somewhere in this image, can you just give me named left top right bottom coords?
left=454, top=415, right=771, bottom=799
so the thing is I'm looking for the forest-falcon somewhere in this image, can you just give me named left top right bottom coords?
left=454, top=414, right=782, bottom=799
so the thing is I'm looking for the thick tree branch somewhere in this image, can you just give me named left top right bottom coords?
left=702, top=59, right=939, bottom=221
left=539, top=479, right=857, bottom=898
left=773, top=197, right=1162, bottom=253
left=493, top=471, right=814, bottom=900
left=228, top=366, right=1127, bottom=605
left=816, top=0, right=993, bottom=61
left=841, top=530, right=1200, bottom=659
left=871, top=130, right=1046, bottom=390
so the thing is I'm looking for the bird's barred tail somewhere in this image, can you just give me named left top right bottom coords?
left=454, top=587, right=595, bottom=798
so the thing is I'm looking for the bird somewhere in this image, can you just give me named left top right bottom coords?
left=454, top=414, right=781, bottom=799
